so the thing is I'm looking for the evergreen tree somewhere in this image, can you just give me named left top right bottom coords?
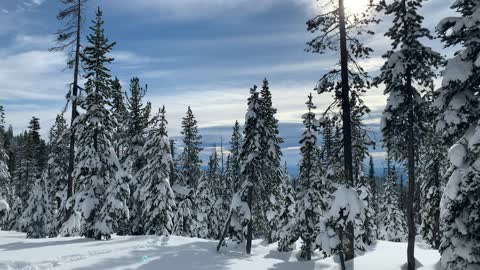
left=62, top=8, right=130, bottom=239
left=220, top=86, right=263, bottom=254
left=296, top=94, right=331, bottom=260
left=418, top=127, right=446, bottom=249
left=307, top=0, right=378, bottom=264
left=258, top=78, right=284, bottom=244
left=377, top=169, right=407, bottom=242
left=111, top=77, right=127, bottom=157
left=6, top=196, right=24, bottom=231
left=277, top=174, right=297, bottom=252
left=173, top=197, right=194, bottom=237
left=140, top=106, right=176, bottom=236
left=193, top=174, right=212, bottom=239
left=180, top=106, right=203, bottom=189
left=122, top=77, right=151, bottom=176
left=368, top=155, right=378, bottom=219
left=374, top=1, right=442, bottom=268
left=356, top=179, right=377, bottom=250
left=47, top=114, right=70, bottom=211
left=0, top=106, right=11, bottom=204
left=435, top=1, right=480, bottom=268
left=206, top=147, right=227, bottom=239
left=122, top=77, right=151, bottom=235
left=45, top=114, right=70, bottom=237
left=21, top=173, right=50, bottom=238
left=228, top=121, right=242, bottom=194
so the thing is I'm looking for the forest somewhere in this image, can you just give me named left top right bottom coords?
left=0, top=0, right=479, bottom=270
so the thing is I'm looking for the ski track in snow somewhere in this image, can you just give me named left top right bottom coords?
left=0, top=231, right=441, bottom=270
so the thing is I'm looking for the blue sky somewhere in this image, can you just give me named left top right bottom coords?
left=0, top=0, right=453, bottom=171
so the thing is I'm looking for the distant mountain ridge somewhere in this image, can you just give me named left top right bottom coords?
left=171, top=122, right=387, bottom=177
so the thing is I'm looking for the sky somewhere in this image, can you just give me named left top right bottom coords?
left=0, top=0, right=454, bottom=171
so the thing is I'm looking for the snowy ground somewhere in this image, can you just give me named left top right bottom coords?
left=0, top=231, right=440, bottom=270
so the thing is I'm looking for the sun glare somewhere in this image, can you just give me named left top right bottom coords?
left=343, top=0, right=370, bottom=13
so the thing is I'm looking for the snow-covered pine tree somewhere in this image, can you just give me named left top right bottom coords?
left=258, top=78, right=284, bottom=243
left=0, top=198, right=8, bottom=229
left=434, top=1, right=480, bottom=268
left=206, top=147, right=227, bottom=239
left=377, top=168, right=407, bottom=242
left=368, top=155, right=378, bottom=220
left=122, top=77, right=151, bottom=235
left=180, top=106, right=203, bottom=189
left=277, top=173, right=297, bottom=252
left=140, top=106, right=176, bottom=236
left=173, top=197, right=194, bottom=237
left=374, top=1, right=442, bottom=268
left=356, top=178, right=377, bottom=250
left=418, top=127, right=446, bottom=249
left=47, top=116, right=68, bottom=200
left=193, top=174, right=212, bottom=239
left=307, top=1, right=378, bottom=263
left=16, top=117, right=47, bottom=205
left=45, top=114, right=70, bottom=236
left=228, top=121, right=242, bottom=195
left=64, top=7, right=130, bottom=240
left=0, top=106, right=11, bottom=205
left=5, top=196, right=23, bottom=231
left=122, top=77, right=151, bottom=176
left=296, top=94, right=331, bottom=260
left=350, top=94, right=376, bottom=251
left=110, top=77, right=127, bottom=157
left=221, top=86, right=263, bottom=254
left=21, top=173, right=50, bottom=238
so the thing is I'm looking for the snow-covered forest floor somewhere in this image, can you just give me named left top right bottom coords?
left=0, top=231, right=440, bottom=270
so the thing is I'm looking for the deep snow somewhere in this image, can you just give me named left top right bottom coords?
left=0, top=231, right=440, bottom=270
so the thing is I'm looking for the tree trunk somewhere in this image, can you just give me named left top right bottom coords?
left=338, top=0, right=355, bottom=263
left=246, top=184, right=253, bottom=254
left=406, top=69, right=416, bottom=270
left=66, top=0, right=82, bottom=200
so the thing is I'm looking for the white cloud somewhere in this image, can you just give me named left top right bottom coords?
left=0, top=50, right=70, bottom=101
left=104, top=0, right=323, bottom=20
left=14, top=34, right=54, bottom=49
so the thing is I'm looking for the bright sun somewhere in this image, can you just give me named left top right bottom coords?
left=343, top=0, right=370, bottom=13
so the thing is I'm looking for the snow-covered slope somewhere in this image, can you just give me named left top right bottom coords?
left=0, top=231, right=440, bottom=270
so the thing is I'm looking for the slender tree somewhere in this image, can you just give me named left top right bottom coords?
left=122, top=77, right=151, bottom=235
left=140, top=106, right=176, bottom=236
left=180, top=107, right=203, bottom=189
left=307, top=1, right=378, bottom=263
left=374, top=1, right=442, bottom=268
left=296, top=94, right=331, bottom=260
left=377, top=168, right=407, bottom=242
left=50, top=0, right=87, bottom=203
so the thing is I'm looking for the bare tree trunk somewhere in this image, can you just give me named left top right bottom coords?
left=406, top=69, right=416, bottom=270
left=66, top=0, right=82, bottom=200
left=246, top=185, right=253, bottom=254
left=338, top=0, right=355, bottom=264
